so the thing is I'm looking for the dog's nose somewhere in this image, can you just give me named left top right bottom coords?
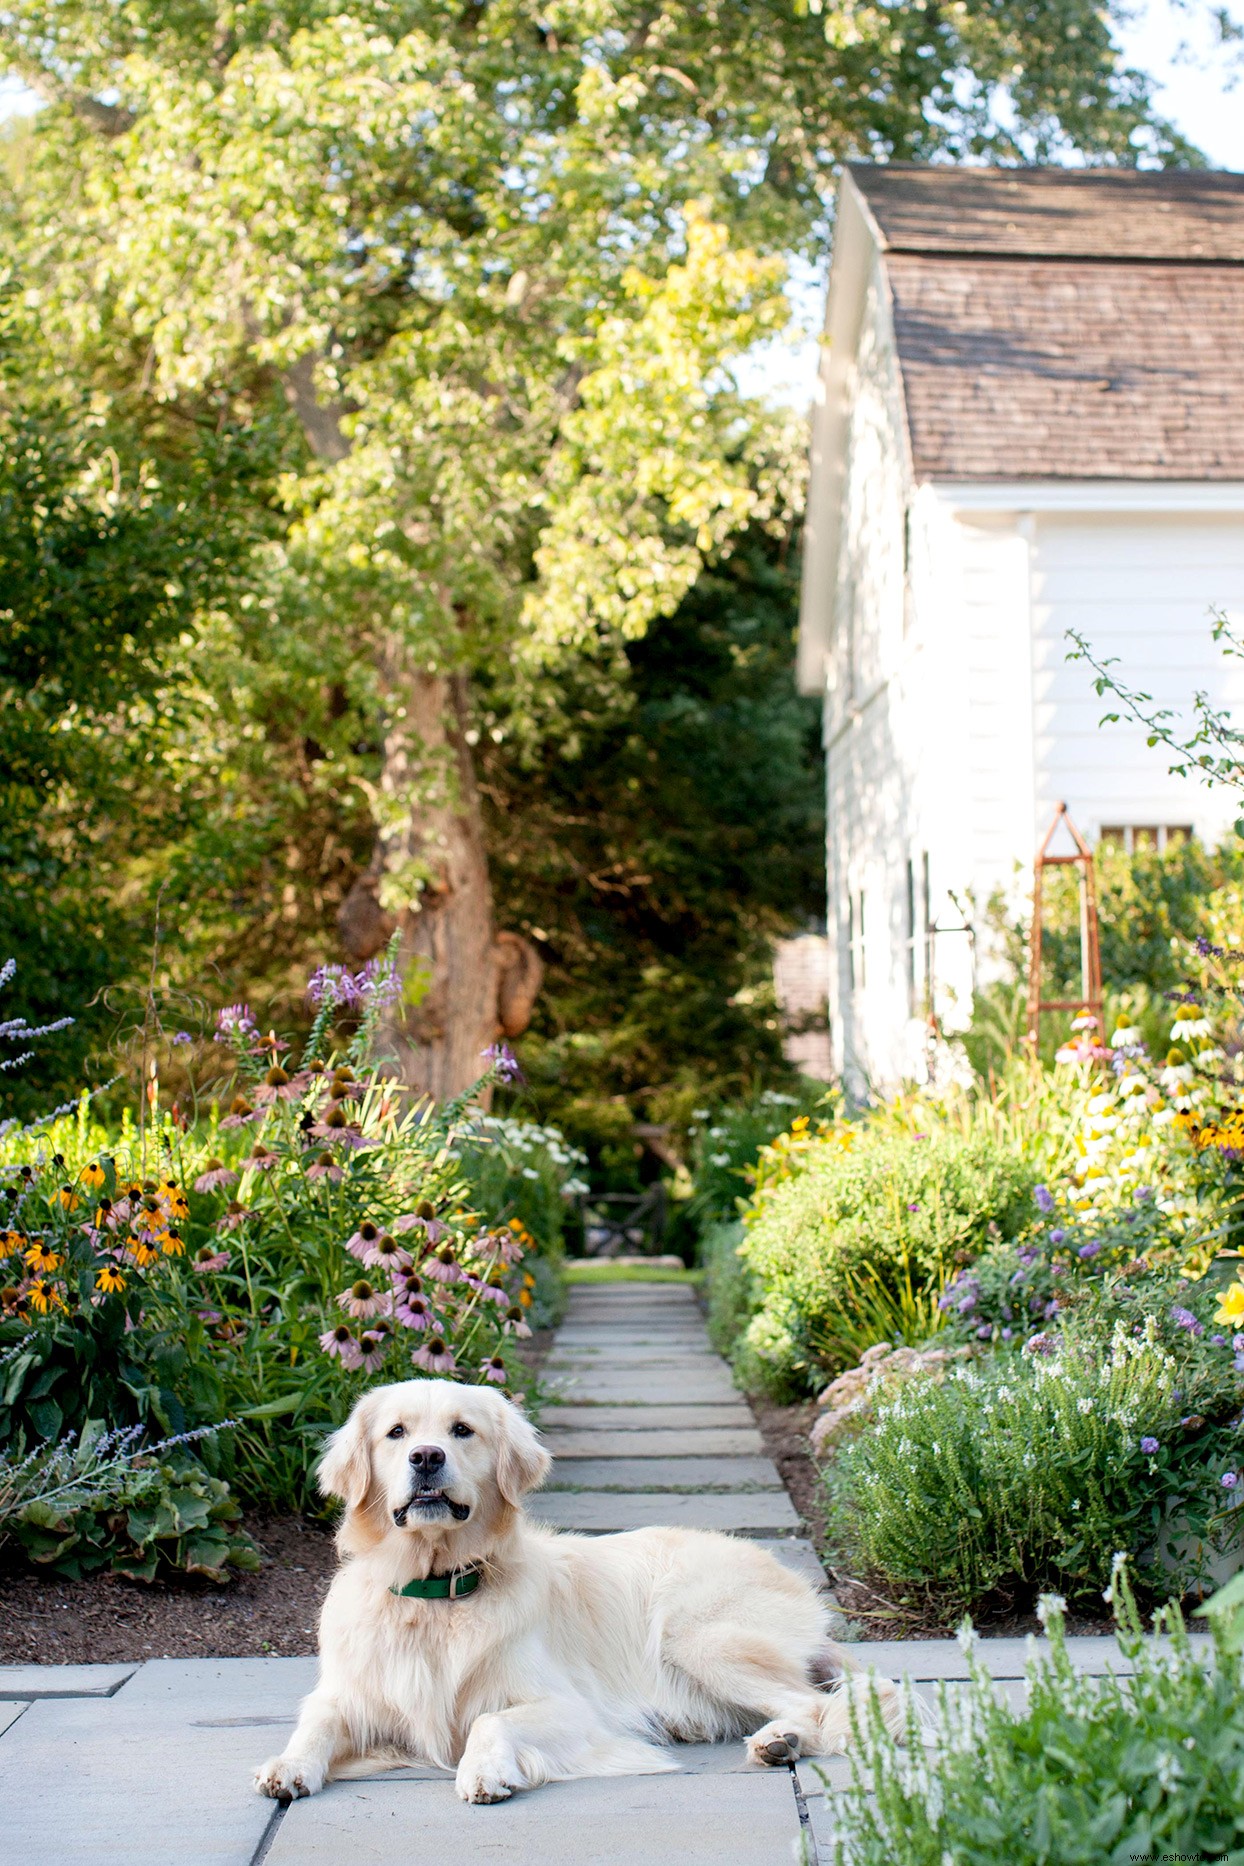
left=408, top=1444, right=447, bottom=1474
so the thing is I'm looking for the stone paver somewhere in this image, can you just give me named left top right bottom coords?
left=540, top=1403, right=755, bottom=1428
left=267, top=1767, right=804, bottom=1865
left=542, top=1427, right=766, bottom=1457
left=544, top=1375, right=741, bottom=1404
left=544, top=1456, right=783, bottom=1491
left=529, top=1491, right=802, bottom=1533
left=0, top=1660, right=137, bottom=1697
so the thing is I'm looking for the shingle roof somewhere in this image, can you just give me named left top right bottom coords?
left=846, top=165, right=1244, bottom=481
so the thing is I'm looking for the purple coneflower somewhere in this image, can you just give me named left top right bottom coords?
left=483, top=1357, right=508, bottom=1385
left=337, top=1279, right=388, bottom=1319
left=216, top=1201, right=255, bottom=1233
left=320, top=1323, right=364, bottom=1369
left=362, top=1233, right=411, bottom=1273
left=245, top=1145, right=279, bottom=1173
left=393, top=1212, right=447, bottom=1243
left=503, top=1305, right=532, bottom=1339
left=345, top=1220, right=382, bottom=1262
left=357, top=1332, right=389, bottom=1374
left=395, top=1293, right=433, bottom=1331
left=307, top=1152, right=344, bottom=1182
left=194, top=1246, right=232, bottom=1273
left=412, top=1336, right=457, bottom=1374
left=424, top=1248, right=463, bottom=1285
left=193, top=1159, right=238, bottom=1195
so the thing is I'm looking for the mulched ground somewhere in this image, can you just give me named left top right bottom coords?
left=0, top=1514, right=335, bottom=1664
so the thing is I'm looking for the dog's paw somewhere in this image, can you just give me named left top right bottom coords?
left=746, top=1724, right=804, bottom=1767
left=456, top=1766, right=517, bottom=1805
left=254, top=1755, right=323, bottom=1804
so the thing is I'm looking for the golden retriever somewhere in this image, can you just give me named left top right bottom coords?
left=254, top=1379, right=902, bottom=1805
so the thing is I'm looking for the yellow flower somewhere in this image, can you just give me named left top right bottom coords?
left=1, top=1230, right=24, bottom=1256
left=128, top=1238, right=159, bottom=1268
left=161, top=1230, right=185, bottom=1257
left=82, top=1162, right=106, bottom=1190
left=27, top=1277, right=64, bottom=1314
left=24, top=1240, right=61, bottom=1275
left=1214, top=1282, right=1244, bottom=1327
left=95, top=1264, right=126, bottom=1296
left=54, top=1185, right=80, bottom=1211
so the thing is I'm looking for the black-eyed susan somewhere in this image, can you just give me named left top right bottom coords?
left=128, top=1237, right=159, bottom=1268
left=95, top=1263, right=126, bottom=1296
left=161, top=1231, right=185, bottom=1257
left=82, top=1161, right=106, bottom=1191
left=27, top=1277, right=64, bottom=1314
left=24, top=1239, right=61, bottom=1275
left=0, top=1285, right=28, bottom=1316
left=54, top=1185, right=80, bottom=1211
left=0, top=1230, right=24, bottom=1257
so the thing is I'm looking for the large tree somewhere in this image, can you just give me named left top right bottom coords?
left=1, top=0, right=1193, bottom=1094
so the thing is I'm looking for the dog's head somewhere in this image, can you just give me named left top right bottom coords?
left=318, top=1379, right=550, bottom=1558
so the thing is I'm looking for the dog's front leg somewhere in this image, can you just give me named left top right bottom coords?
left=456, top=1698, right=577, bottom=1804
left=254, top=1690, right=350, bottom=1804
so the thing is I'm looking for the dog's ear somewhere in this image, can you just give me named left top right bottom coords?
left=318, top=1395, right=375, bottom=1509
left=495, top=1398, right=551, bottom=1506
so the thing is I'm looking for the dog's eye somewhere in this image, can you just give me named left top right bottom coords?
left=386, top=1424, right=406, bottom=1440
left=450, top=1422, right=474, bottom=1439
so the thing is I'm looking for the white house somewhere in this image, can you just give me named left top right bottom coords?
left=797, top=164, right=1244, bottom=1090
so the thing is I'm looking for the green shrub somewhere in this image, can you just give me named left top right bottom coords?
left=0, top=1420, right=258, bottom=1582
left=687, top=1086, right=832, bottom=1228
left=827, top=1569, right=1244, bottom=1866
left=698, top=1220, right=756, bottom=1359
left=829, top=1311, right=1244, bottom=1623
left=738, top=1128, right=1036, bottom=1398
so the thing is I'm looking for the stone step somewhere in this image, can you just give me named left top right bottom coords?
left=541, top=1428, right=766, bottom=1458
left=527, top=1491, right=802, bottom=1534
left=544, top=1376, right=740, bottom=1404
left=539, top=1403, right=755, bottom=1430
left=543, top=1457, right=783, bottom=1493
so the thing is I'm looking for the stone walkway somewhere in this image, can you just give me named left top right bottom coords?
left=0, top=1281, right=1163, bottom=1864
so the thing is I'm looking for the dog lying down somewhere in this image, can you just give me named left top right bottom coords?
left=255, top=1379, right=904, bottom=1806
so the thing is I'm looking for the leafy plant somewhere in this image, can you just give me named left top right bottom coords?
left=827, top=1566, right=1244, bottom=1866
left=0, top=1417, right=257, bottom=1582
left=737, top=1126, right=1036, bottom=1398
left=829, top=1309, right=1244, bottom=1622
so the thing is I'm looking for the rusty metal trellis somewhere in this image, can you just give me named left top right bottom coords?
left=1026, top=802, right=1103, bottom=1048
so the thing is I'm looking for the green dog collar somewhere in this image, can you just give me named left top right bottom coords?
left=390, top=1566, right=481, bottom=1601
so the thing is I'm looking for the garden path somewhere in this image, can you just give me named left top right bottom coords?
left=0, top=1282, right=1175, bottom=1864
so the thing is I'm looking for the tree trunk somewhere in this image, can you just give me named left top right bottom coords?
left=337, top=661, right=541, bottom=1100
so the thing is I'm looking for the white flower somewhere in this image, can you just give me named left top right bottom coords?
left=709, top=1152, right=730, bottom=1166
left=1077, top=1397, right=1094, bottom=1414
left=1111, top=1022, right=1141, bottom=1048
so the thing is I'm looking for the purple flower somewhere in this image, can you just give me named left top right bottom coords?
left=1224, top=1472, right=1240, bottom=1490
left=172, top=1031, right=192, bottom=1046
left=307, top=958, right=401, bottom=1013
left=1077, top=1242, right=1101, bottom=1260
left=1140, top=1436, right=1159, bottom=1455
left=1016, top=1246, right=1038, bottom=1267
left=907, top=1201, right=920, bottom=1212
left=1235, top=1352, right=1244, bottom=1373
left=1049, top=1229, right=1065, bottom=1246
left=215, top=1003, right=258, bottom=1043
left=976, top=1323, right=993, bottom=1339
left=1135, top=1187, right=1153, bottom=1203
left=1171, top=1306, right=1204, bottom=1337
left=481, top=1041, right=523, bottom=1084
left=1000, top=1327, right=1013, bottom=1341
left=1212, top=1334, right=1227, bottom=1347
left=1034, top=1185, right=1055, bottom=1214
left=1043, top=1299, right=1060, bottom=1319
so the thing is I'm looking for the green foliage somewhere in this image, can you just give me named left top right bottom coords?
left=9, top=1450, right=259, bottom=1583
left=698, top=1220, right=757, bottom=1361
left=738, top=1127, right=1037, bottom=1398
left=830, top=1292, right=1244, bottom=1622
left=828, top=1571, right=1244, bottom=1866
left=491, top=538, right=827, bottom=1176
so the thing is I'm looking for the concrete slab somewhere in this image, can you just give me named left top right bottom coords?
left=750, top=1538, right=829, bottom=1590
left=269, top=1764, right=804, bottom=1865
left=0, top=1688, right=287, bottom=1865
left=845, top=1635, right=1206, bottom=1680
left=527, top=1491, right=801, bottom=1533
left=0, top=1701, right=28, bottom=1738
left=547, top=1345, right=724, bottom=1364
left=544, top=1457, right=783, bottom=1492
left=0, top=1662, right=137, bottom=1699
left=538, top=1404, right=755, bottom=1429
left=544, top=1376, right=740, bottom=1404
left=542, top=1428, right=766, bottom=1458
